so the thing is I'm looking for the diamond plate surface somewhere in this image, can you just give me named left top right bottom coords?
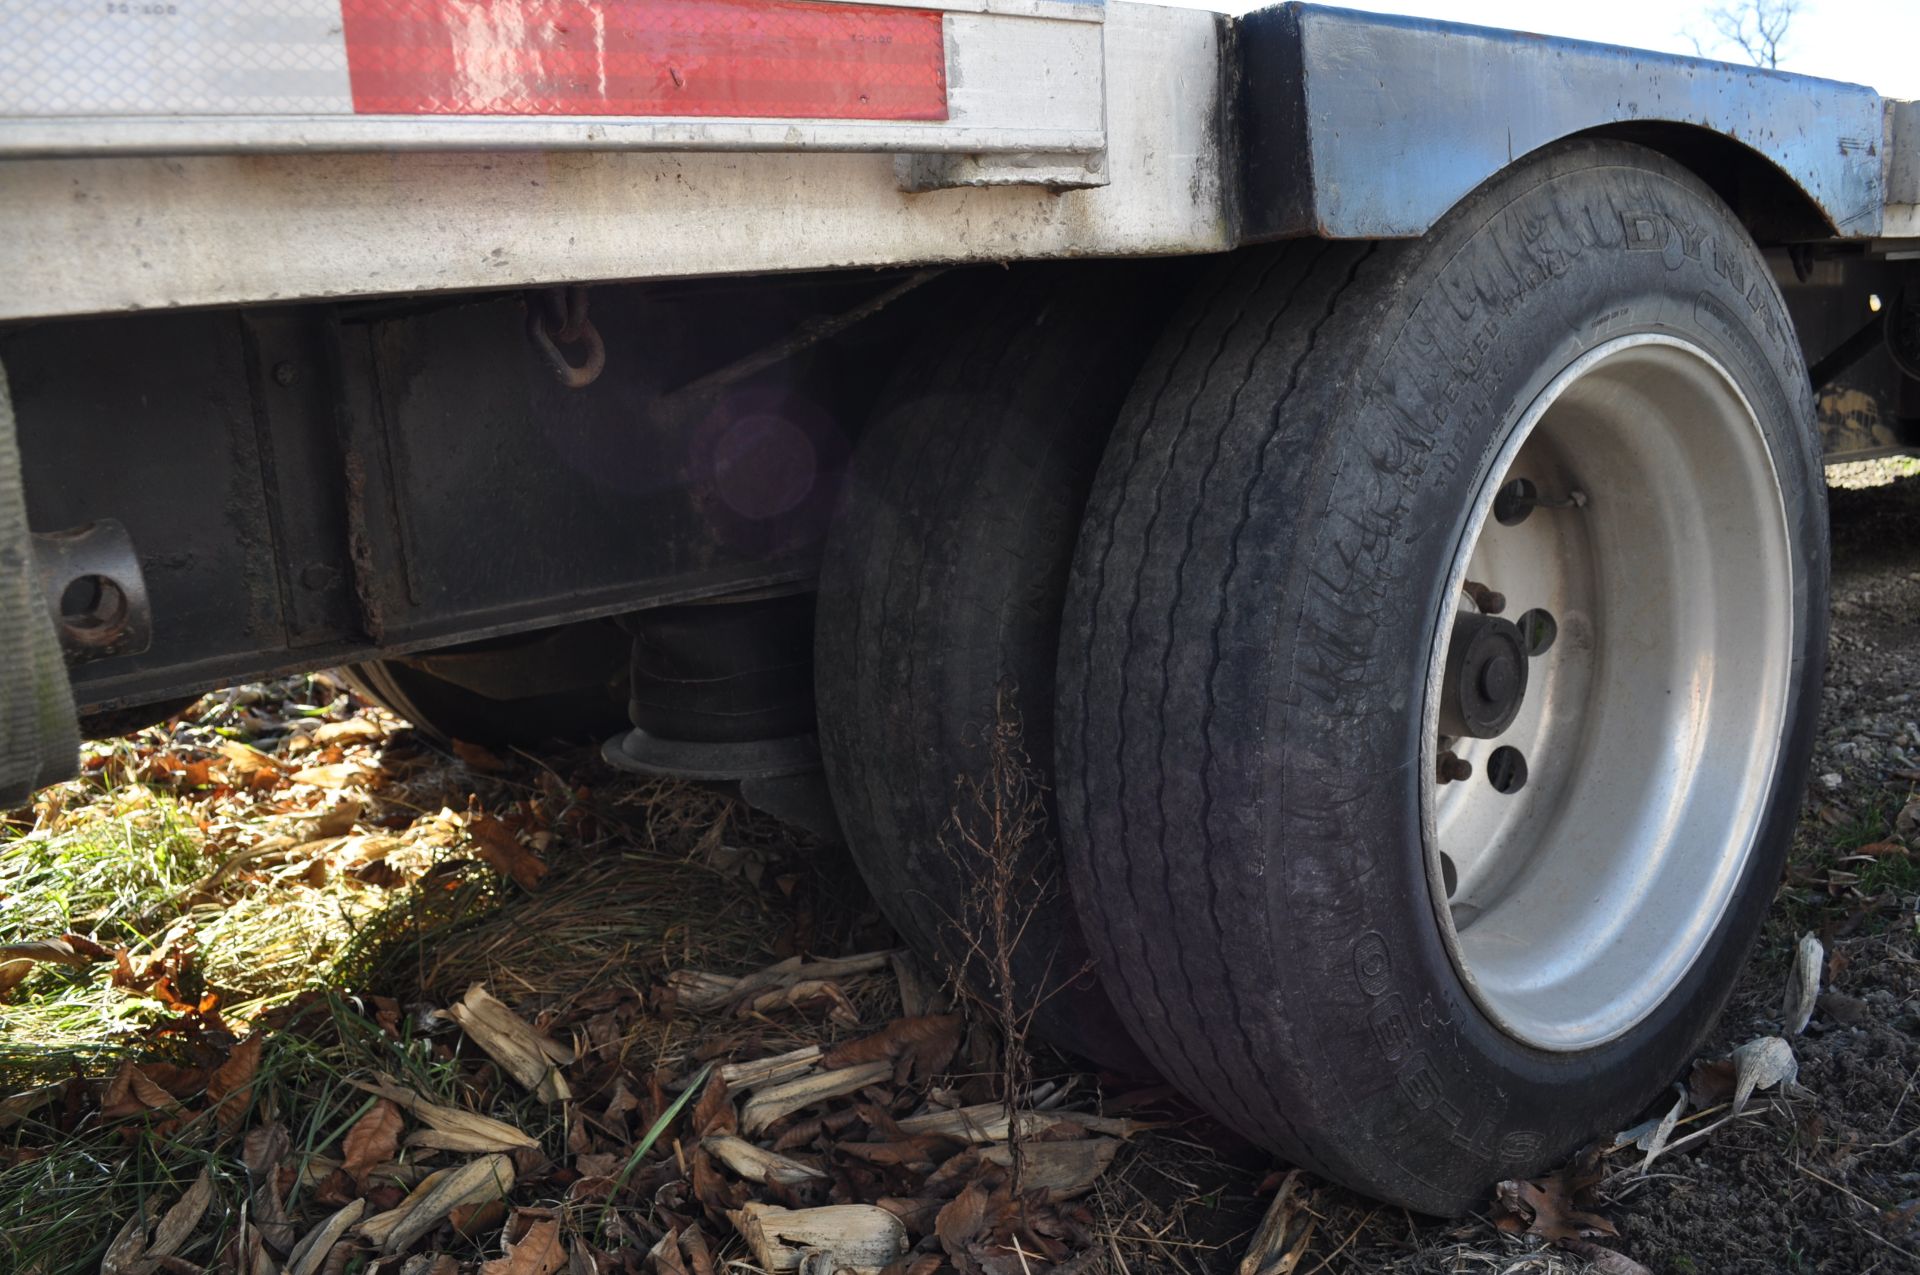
left=340, top=0, right=948, bottom=119
left=0, top=1, right=354, bottom=116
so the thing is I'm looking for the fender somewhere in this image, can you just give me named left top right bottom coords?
left=1236, top=3, right=1886, bottom=242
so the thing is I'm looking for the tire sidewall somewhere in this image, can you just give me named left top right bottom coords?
left=1261, top=143, right=1827, bottom=1207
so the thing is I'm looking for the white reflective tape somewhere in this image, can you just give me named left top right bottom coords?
left=0, top=2, right=354, bottom=117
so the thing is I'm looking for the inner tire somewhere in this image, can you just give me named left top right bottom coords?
left=1057, top=140, right=1825, bottom=1212
left=344, top=619, right=629, bottom=747
left=816, top=264, right=1178, bottom=1074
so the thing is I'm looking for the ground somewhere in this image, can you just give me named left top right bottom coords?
left=1, top=461, right=1917, bottom=1275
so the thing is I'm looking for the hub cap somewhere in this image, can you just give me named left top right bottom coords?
left=1422, top=336, right=1794, bottom=1052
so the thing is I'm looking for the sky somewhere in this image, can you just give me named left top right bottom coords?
left=1156, top=0, right=1920, bottom=99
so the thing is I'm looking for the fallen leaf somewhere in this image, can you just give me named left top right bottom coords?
left=447, top=984, right=572, bottom=1102
left=148, top=1170, right=215, bottom=1259
left=979, top=1137, right=1121, bottom=1199
left=218, top=740, right=285, bottom=782
left=1731, top=1036, right=1798, bottom=1113
left=692, top=1071, right=735, bottom=1138
left=291, top=762, right=367, bottom=788
left=100, top=1210, right=150, bottom=1275
left=1564, top=1241, right=1655, bottom=1274
left=308, top=797, right=365, bottom=839
left=728, top=1203, right=908, bottom=1275
left=0, top=937, right=100, bottom=967
left=740, top=1062, right=891, bottom=1137
left=479, top=1215, right=567, bottom=1275
left=286, top=1199, right=366, bottom=1275
left=352, top=1077, right=539, bottom=1153
left=453, top=739, right=512, bottom=772
left=679, top=1227, right=716, bottom=1275
left=0, top=958, right=33, bottom=999
left=821, top=1016, right=962, bottom=1084
left=702, top=1135, right=827, bottom=1187
left=207, top=1034, right=266, bottom=1132
left=341, top=1099, right=405, bottom=1188
left=469, top=814, right=548, bottom=890
left=312, top=717, right=383, bottom=746
left=742, top=978, right=860, bottom=1026
left=376, top=1154, right=515, bottom=1254
left=1494, top=1178, right=1617, bottom=1244
left=1688, top=1057, right=1737, bottom=1109
left=933, top=1182, right=989, bottom=1256
left=1782, top=932, right=1822, bottom=1036
left=1628, top=1085, right=1688, bottom=1174
left=1238, top=1169, right=1315, bottom=1275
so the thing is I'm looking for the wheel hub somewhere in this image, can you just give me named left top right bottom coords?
left=1422, top=335, right=1794, bottom=1052
left=1439, top=610, right=1532, bottom=740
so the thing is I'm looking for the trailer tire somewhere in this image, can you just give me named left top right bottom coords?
left=1058, top=141, right=1826, bottom=1212
left=816, top=264, right=1177, bottom=1075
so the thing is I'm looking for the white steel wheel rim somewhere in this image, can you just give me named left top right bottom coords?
left=1421, top=335, right=1794, bottom=1052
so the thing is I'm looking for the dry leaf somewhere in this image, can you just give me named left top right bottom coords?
left=207, top=1035, right=266, bottom=1132
left=894, top=1102, right=1143, bottom=1144
left=1238, top=1170, right=1316, bottom=1275
left=740, top=1063, right=892, bottom=1137
left=728, top=1203, right=908, bottom=1275
left=447, top=984, right=572, bottom=1102
left=692, top=1072, right=735, bottom=1139
left=1565, top=1241, right=1655, bottom=1274
left=100, top=1210, right=150, bottom=1275
left=820, top=1016, right=961, bottom=1083
left=979, top=1137, right=1120, bottom=1199
left=1628, top=1085, right=1688, bottom=1174
left=308, top=797, right=365, bottom=839
left=469, top=814, right=548, bottom=890
left=1493, top=1175, right=1616, bottom=1244
left=378, top=1154, right=515, bottom=1254
left=312, top=718, right=383, bottom=746
left=148, top=1170, right=215, bottom=1258
left=1782, top=932, right=1823, bottom=1036
left=933, top=1182, right=988, bottom=1256
left=716, top=1045, right=822, bottom=1091
left=479, top=1215, right=567, bottom=1275
left=453, top=739, right=512, bottom=772
left=0, top=957, right=33, bottom=999
left=0, top=937, right=100, bottom=967
left=291, top=762, right=367, bottom=788
left=702, top=1135, right=827, bottom=1187
left=1688, top=1057, right=1737, bottom=1110
left=341, top=1099, right=405, bottom=1188
left=1731, top=1035, right=1798, bottom=1113
left=286, top=1199, right=366, bottom=1275
left=352, top=1077, right=539, bottom=1152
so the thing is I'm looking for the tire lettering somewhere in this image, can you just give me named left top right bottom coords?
left=1368, top=992, right=1415, bottom=1060
left=1353, top=931, right=1392, bottom=996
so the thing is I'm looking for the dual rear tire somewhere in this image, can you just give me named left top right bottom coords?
left=821, top=141, right=1825, bottom=1212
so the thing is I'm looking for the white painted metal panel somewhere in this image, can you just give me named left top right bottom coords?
left=0, top=0, right=1104, bottom=159
left=0, top=3, right=1228, bottom=320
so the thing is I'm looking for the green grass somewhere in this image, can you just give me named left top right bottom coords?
left=1, top=769, right=211, bottom=1070
left=0, top=990, right=549, bottom=1275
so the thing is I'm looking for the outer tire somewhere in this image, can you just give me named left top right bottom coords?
left=345, top=620, right=629, bottom=747
left=1056, top=141, right=1826, bottom=1211
left=816, top=264, right=1177, bottom=1074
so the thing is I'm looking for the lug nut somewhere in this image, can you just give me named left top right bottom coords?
left=1437, top=750, right=1473, bottom=784
left=1463, top=580, right=1506, bottom=615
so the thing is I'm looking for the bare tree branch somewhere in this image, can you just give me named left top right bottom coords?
left=1686, top=0, right=1799, bottom=68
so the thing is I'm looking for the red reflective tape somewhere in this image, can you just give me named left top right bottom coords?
left=340, top=0, right=947, bottom=121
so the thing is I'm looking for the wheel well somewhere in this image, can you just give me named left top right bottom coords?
left=1574, top=121, right=1836, bottom=242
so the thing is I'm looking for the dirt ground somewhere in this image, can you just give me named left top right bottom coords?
left=2, top=462, right=1918, bottom=1275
